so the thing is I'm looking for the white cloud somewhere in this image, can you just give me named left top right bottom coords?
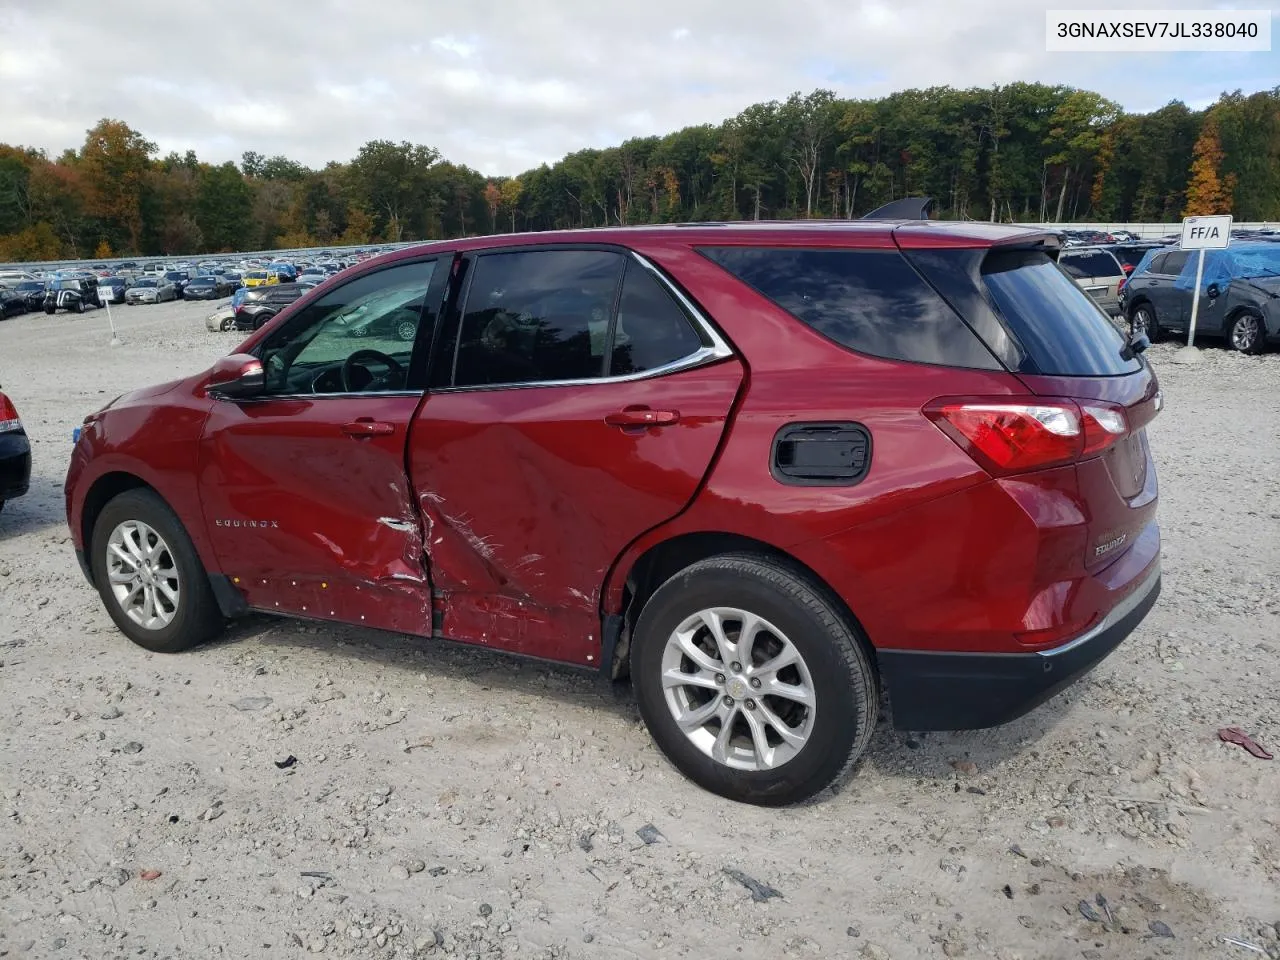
left=0, top=0, right=1268, bottom=176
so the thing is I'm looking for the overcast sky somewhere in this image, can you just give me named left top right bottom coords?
left=1, top=0, right=1275, bottom=176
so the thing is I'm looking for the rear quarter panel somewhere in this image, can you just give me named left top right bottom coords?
left=603, top=240, right=1035, bottom=644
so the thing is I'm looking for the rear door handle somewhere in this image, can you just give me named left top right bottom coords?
left=605, top=407, right=680, bottom=428
left=342, top=419, right=395, bottom=437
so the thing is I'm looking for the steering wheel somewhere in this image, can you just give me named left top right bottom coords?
left=341, top=349, right=404, bottom=393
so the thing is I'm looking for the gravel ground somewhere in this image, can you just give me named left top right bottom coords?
left=1, top=300, right=1278, bottom=960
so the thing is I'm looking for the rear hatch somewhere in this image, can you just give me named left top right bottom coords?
left=898, top=234, right=1159, bottom=574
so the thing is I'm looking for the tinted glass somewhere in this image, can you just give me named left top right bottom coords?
left=1161, top=251, right=1191, bottom=276
left=700, top=247, right=997, bottom=368
left=609, top=263, right=705, bottom=375
left=450, top=250, right=624, bottom=387
left=1058, top=251, right=1123, bottom=278
left=134, top=279, right=156, bottom=287
left=258, top=261, right=436, bottom=395
left=982, top=251, right=1139, bottom=377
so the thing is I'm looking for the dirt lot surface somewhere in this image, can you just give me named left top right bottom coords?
left=1, top=300, right=1278, bottom=960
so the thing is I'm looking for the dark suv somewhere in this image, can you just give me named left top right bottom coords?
left=233, top=282, right=308, bottom=330
left=65, top=221, right=1161, bottom=805
left=44, top=276, right=101, bottom=314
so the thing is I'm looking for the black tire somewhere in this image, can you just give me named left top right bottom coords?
left=1228, top=310, right=1266, bottom=355
left=89, top=489, right=225, bottom=653
left=44, top=307, right=55, bottom=315
left=221, top=317, right=237, bottom=331
left=75, top=300, right=85, bottom=314
left=1130, top=303, right=1161, bottom=342
left=631, top=553, right=879, bottom=806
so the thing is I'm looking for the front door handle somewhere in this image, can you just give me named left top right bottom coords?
left=605, top=407, right=680, bottom=428
left=342, top=419, right=395, bottom=437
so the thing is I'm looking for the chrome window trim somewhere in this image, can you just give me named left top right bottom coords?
left=437, top=250, right=734, bottom=394
left=217, top=389, right=424, bottom=403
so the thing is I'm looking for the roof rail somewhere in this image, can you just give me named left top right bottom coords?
left=862, top=197, right=933, bottom=220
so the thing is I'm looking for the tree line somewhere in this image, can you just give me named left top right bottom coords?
left=0, top=83, right=1275, bottom=262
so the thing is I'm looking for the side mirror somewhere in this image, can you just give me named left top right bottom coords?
left=206, top=353, right=264, bottom=399
left=1120, top=331, right=1150, bottom=361
left=1206, top=283, right=1220, bottom=299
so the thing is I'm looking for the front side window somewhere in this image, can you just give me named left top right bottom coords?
left=449, top=250, right=624, bottom=388
left=258, top=260, right=436, bottom=396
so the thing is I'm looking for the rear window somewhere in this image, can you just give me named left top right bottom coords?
left=1058, top=251, right=1123, bottom=279
left=699, top=247, right=997, bottom=369
left=981, top=251, right=1138, bottom=376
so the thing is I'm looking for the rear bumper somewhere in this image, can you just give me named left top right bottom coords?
left=0, top=431, right=32, bottom=501
left=879, top=561, right=1161, bottom=730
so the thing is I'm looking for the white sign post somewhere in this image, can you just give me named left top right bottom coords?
left=101, top=292, right=121, bottom=347
left=1179, top=214, right=1232, bottom=349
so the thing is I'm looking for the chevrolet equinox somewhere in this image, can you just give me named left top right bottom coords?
left=66, top=221, right=1162, bottom=805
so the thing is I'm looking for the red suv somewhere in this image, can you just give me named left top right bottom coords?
left=65, top=221, right=1161, bottom=805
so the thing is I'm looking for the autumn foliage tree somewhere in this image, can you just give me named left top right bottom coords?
left=1182, top=112, right=1238, bottom=216
left=79, top=120, right=155, bottom=253
left=0, top=88, right=1278, bottom=264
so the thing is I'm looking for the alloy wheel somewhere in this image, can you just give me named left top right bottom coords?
left=105, top=520, right=181, bottom=630
left=1231, top=314, right=1261, bottom=352
left=660, top=606, right=816, bottom=771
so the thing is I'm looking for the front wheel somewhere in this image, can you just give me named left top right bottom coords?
left=631, top=554, right=879, bottom=806
left=221, top=317, right=237, bottom=331
left=1228, top=310, right=1266, bottom=354
left=90, top=489, right=225, bottom=653
left=75, top=300, right=85, bottom=314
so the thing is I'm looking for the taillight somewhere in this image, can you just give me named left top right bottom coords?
left=1117, top=276, right=1127, bottom=294
left=925, top=399, right=1128, bottom=476
left=0, top=393, right=21, bottom=433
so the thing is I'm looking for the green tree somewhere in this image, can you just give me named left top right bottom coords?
left=197, top=162, right=254, bottom=250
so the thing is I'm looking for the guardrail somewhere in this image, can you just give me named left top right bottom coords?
left=3, top=222, right=1276, bottom=273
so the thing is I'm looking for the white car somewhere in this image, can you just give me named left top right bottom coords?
left=205, top=301, right=237, bottom=332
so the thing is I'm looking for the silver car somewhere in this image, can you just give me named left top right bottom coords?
left=1058, top=247, right=1126, bottom=317
left=124, top=278, right=178, bottom=304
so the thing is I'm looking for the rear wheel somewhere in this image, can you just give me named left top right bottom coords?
left=90, top=489, right=225, bottom=653
left=1228, top=310, right=1266, bottom=354
left=221, top=317, right=237, bottom=331
left=396, top=318, right=416, bottom=342
left=1130, top=303, right=1161, bottom=342
left=631, top=554, right=879, bottom=806
left=75, top=300, right=85, bottom=314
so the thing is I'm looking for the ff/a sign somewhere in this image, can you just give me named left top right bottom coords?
left=1180, top=214, right=1233, bottom=250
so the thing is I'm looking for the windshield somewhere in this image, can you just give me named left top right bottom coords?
left=134, top=279, right=157, bottom=288
left=247, top=271, right=267, bottom=279
left=189, top=277, right=214, bottom=285
left=16, top=282, right=43, bottom=292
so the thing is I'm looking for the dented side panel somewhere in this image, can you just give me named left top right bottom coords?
left=408, top=360, right=744, bottom=664
left=196, top=394, right=432, bottom=635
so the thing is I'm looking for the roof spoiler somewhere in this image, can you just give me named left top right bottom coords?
left=862, top=197, right=932, bottom=220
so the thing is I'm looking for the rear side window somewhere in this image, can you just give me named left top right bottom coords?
left=981, top=251, right=1139, bottom=376
left=451, top=250, right=624, bottom=387
left=609, top=262, right=705, bottom=375
left=1058, top=251, right=1123, bottom=279
left=1160, top=251, right=1191, bottom=276
left=699, top=247, right=998, bottom=369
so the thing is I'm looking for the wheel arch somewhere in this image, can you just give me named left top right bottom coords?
left=605, top=530, right=874, bottom=681
left=79, top=471, right=156, bottom=583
